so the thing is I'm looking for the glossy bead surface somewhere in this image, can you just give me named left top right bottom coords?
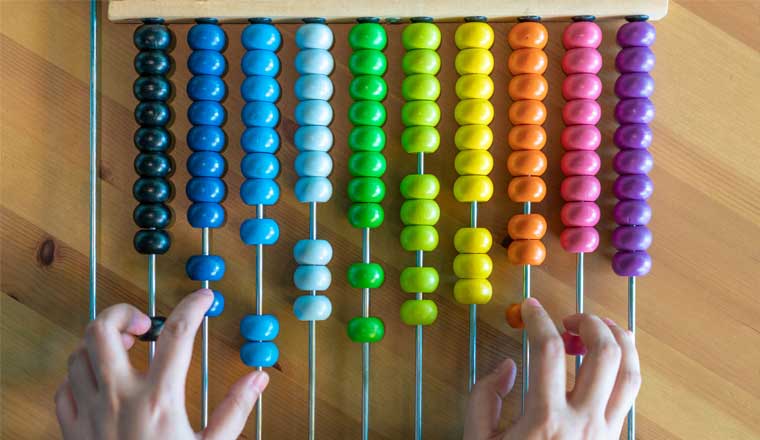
left=456, top=74, right=494, bottom=100
left=560, top=176, right=601, bottom=202
left=400, top=200, right=440, bottom=225
left=134, top=24, right=170, bottom=50
left=187, top=152, right=224, bottom=177
left=188, top=23, right=226, bottom=50
left=508, top=48, right=548, bottom=75
left=188, top=126, right=225, bottom=152
left=187, top=75, right=226, bottom=101
left=401, top=101, right=440, bottom=127
left=295, top=126, right=333, bottom=152
left=509, top=100, right=546, bottom=125
left=294, top=265, right=331, bottom=291
left=240, top=314, right=279, bottom=340
left=401, top=126, right=440, bottom=153
left=400, top=174, right=439, bottom=200
left=186, top=255, right=226, bottom=281
left=455, top=22, right=494, bottom=49
left=347, top=177, right=385, bottom=203
left=612, top=251, right=652, bottom=276
left=295, top=100, right=332, bottom=126
left=241, top=153, right=279, bottom=179
left=347, top=317, right=385, bottom=343
left=293, top=294, right=332, bottom=321
left=348, top=152, right=386, bottom=177
left=402, top=23, right=441, bottom=50
left=138, top=316, right=166, bottom=341
left=400, top=225, right=439, bottom=251
left=618, top=21, right=656, bottom=47
left=347, top=203, right=384, bottom=228
left=562, top=331, right=587, bottom=356
left=240, top=218, right=279, bottom=245
left=507, top=150, right=547, bottom=176
left=506, top=303, right=524, bottom=329
left=562, top=74, right=602, bottom=100
left=134, top=229, right=170, bottom=254
left=242, top=75, right=281, bottom=102
left=563, top=21, right=602, bottom=49
left=613, top=174, right=653, bottom=200
left=454, top=228, right=492, bottom=253
left=508, top=22, right=548, bottom=49
left=295, top=177, right=332, bottom=203
left=295, top=23, right=333, bottom=49
left=562, top=99, right=601, bottom=125
left=561, top=202, right=601, bottom=227
left=508, top=176, right=546, bottom=202
left=349, top=49, right=387, bottom=75
left=240, top=179, right=279, bottom=205
left=349, top=126, right=385, bottom=151
left=133, top=75, right=170, bottom=101
left=135, top=127, right=171, bottom=152
left=294, top=239, right=333, bottom=265
left=347, top=263, right=385, bottom=288
left=508, top=74, right=548, bottom=100
left=455, top=48, right=494, bottom=75
left=349, top=23, right=387, bottom=50
left=400, top=267, right=439, bottom=293
left=402, top=49, right=440, bottom=75
left=615, top=98, right=654, bottom=124
left=402, top=74, right=440, bottom=101
left=616, top=73, right=654, bottom=98
left=614, top=149, right=653, bottom=174
left=135, top=153, right=172, bottom=177
left=295, top=74, right=333, bottom=101
left=240, top=341, right=279, bottom=367
left=561, top=151, right=601, bottom=176
left=453, top=254, right=493, bottom=279
left=561, top=125, right=601, bottom=151
left=614, top=124, right=652, bottom=149
left=242, top=50, right=280, bottom=76
left=187, top=202, right=225, bottom=228
left=614, top=200, right=652, bottom=225
left=616, top=47, right=655, bottom=73
left=295, top=151, right=332, bottom=177
left=560, top=227, right=600, bottom=253
left=453, top=279, right=492, bottom=305
left=562, top=48, right=602, bottom=74
left=455, top=99, right=494, bottom=125
left=350, top=75, right=387, bottom=101
left=348, top=101, right=386, bottom=126
left=612, top=225, right=652, bottom=251
left=133, top=203, right=171, bottom=229
left=453, top=176, right=494, bottom=202
left=507, top=214, right=547, bottom=240
left=135, top=101, right=170, bottom=126
left=188, top=101, right=225, bottom=126
left=242, top=24, right=282, bottom=50
left=508, top=125, right=546, bottom=150
left=507, top=239, right=546, bottom=266
left=186, top=177, right=225, bottom=202
left=455, top=125, right=492, bottom=150
left=400, top=299, right=437, bottom=326
left=455, top=150, right=493, bottom=176
left=133, top=177, right=170, bottom=203
left=207, top=291, right=226, bottom=319
left=295, top=49, right=334, bottom=75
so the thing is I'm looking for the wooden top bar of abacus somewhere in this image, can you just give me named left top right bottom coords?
left=108, top=0, right=668, bottom=23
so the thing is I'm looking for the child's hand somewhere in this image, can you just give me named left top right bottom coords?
left=464, top=298, right=641, bottom=440
left=55, top=288, right=268, bottom=440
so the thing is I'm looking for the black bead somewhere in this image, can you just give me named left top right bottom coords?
left=135, top=152, right=172, bottom=177
left=133, top=177, right=171, bottom=203
left=134, top=24, right=170, bottom=50
left=133, top=203, right=172, bottom=229
left=139, top=316, right=167, bottom=341
left=134, top=127, right=171, bottom=152
left=135, top=101, right=170, bottom=126
left=134, top=229, right=171, bottom=254
left=133, top=75, right=171, bottom=101
left=135, top=50, right=171, bottom=75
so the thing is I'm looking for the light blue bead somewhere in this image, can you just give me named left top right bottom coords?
left=187, top=151, right=225, bottom=177
left=240, top=314, right=279, bottom=340
left=294, top=151, right=332, bottom=177
left=294, top=177, right=332, bottom=203
left=242, top=50, right=280, bottom=77
left=188, top=23, right=226, bottom=51
left=294, top=74, right=333, bottom=101
left=294, top=265, right=331, bottom=291
left=187, top=126, right=226, bottom=152
left=241, top=127, right=279, bottom=153
left=240, top=218, right=279, bottom=245
left=295, top=100, right=333, bottom=126
left=295, top=23, right=333, bottom=49
left=242, top=23, right=281, bottom=50
left=186, top=254, right=226, bottom=281
left=188, top=50, right=226, bottom=75
left=187, top=75, right=226, bottom=101
left=206, top=290, right=225, bottom=317
left=242, top=102, right=279, bottom=127
left=293, top=295, right=332, bottom=321
left=186, top=177, right=226, bottom=203
left=293, top=239, right=333, bottom=265
left=241, top=153, right=279, bottom=179
left=241, top=76, right=280, bottom=102
left=240, top=178, right=279, bottom=205
left=294, top=49, right=334, bottom=75
left=188, top=101, right=225, bottom=126
left=240, top=341, right=279, bottom=367
left=294, top=126, right=333, bottom=152
left=188, top=202, right=225, bottom=228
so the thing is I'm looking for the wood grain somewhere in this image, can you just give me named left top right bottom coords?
left=2, top=1, right=759, bottom=439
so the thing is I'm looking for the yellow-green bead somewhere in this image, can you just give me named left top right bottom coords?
left=400, top=174, right=439, bottom=199
left=402, top=23, right=441, bottom=50
left=402, top=101, right=440, bottom=127
left=347, top=316, right=385, bottom=342
left=453, top=175, right=493, bottom=202
left=455, top=48, right=494, bottom=75
left=402, top=74, right=440, bottom=101
left=453, top=279, right=492, bottom=304
left=400, top=199, right=440, bottom=225
left=400, top=299, right=438, bottom=326
left=349, top=126, right=385, bottom=152
left=402, top=49, right=441, bottom=75
left=454, top=227, right=492, bottom=253
left=401, top=126, right=440, bottom=153
left=400, top=267, right=439, bottom=293
left=455, top=99, right=494, bottom=125
left=455, top=74, right=494, bottom=100
left=455, top=22, right=494, bottom=49
left=453, top=254, right=493, bottom=279
left=400, top=225, right=439, bottom=252
left=455, top=150, right=493, bottom=176
left=455, top=125, right=493, bottom=150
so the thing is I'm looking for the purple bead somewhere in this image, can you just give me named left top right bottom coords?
left=614, top=174, right=653, bottom=200
left=614, top=124, right=652, bottom=149
left=614, top=200, right=652, bottom=225
left=617, top=21, right=656, bottom=47
left=615, top=73, right=654, bottom=98
left=616, top=47, right=655, bottom=73
left=612, top=225, right=652, bottom=251
left=612, top=251, right=652, bottom=276
left=614, top=149, right=653, bottom=174
left=615, top=98, right=654, bottom=124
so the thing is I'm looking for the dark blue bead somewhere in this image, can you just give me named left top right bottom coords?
left=188, top=101, right=225, bottom=126
left=240, top=314, right=280, bottom=340
left=241, top=127, right=279, bottom=153
left=135, top=127, right=171, bottom=152
left=241, top=50, right=280, bottom=76
left=133, top=75, right=171, bottom=101
left=242, top=24, right=281, bottom=50
left=241, top=153, right=279, bottom=179
left=135, top=50, right=171, bottom=75
left=138, top=316, right=166, bottom=341
left=186, top=254, right=226, bottom=281
left=134, top=101, right=170, bottom=126
left=187, top=126, right=225, bottom=151
left=188, top=23, right=226, bottom=50
left=241, top=76, right=280, bottom=102
left=206, top=290, right=225, bottom=317
left=240, top=179, right=279, bottom=205
left=187, top=202, right=225, bottom=228
left=240, top=341, right=279, bottom=367
left=134, top=24, right=171, bottom=50
left=242, top=102, right=278, bottom=127
left=134, top=229, right=171, bottom=254
left=133, top=177, right=171, bottom=203
left=187, top=50, right=226, bottom=75
left=133, top=203, right=172, bottom=229
left=187, top=152, right=225, bottom=177
left=186, top=177, right=225, bottom=203
left=187, top=75, right=226, bottom=101
left=240, top=218, right=279, bottom=245
left=135, top=152, right=172, bottom=177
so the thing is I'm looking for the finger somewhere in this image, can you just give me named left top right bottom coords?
left=522, top=298, right=566, bottom=412
left=55, top=380, right=77, bottom=436
left=67, top=347, right=97, bottom=405
left=604, top=320, right=642, bottom=423
left=203, top=371, right=269, bottom=440
left=463, top=358, right=516, bottom=440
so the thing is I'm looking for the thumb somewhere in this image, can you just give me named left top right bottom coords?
left=463, top=358, right=517, bottom=440
left=202, top=371, right=269, bottom=440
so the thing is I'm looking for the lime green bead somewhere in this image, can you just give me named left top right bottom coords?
left=350, top=76, right=387, bottom=101
left=349, top=49, right=387, bottom=76
left=348, top=177, right=385, bottom=203
left=402, top=49, right=441, bottom=75
left=401, top=126, right=440, bottom=153
left=347, top=262, right=385, bottom=288
left=455, top=22, right=495, bottom=50
left=400, top=267, right=439, bottom=293
left=456, top=74, right=494, bottom=100
left=349, top=152, right=386, bottom=177
left=453, top=254, right=493, bottom=279
left=400, top=174, right=439, bottom=199
left=400, top=299, right=437, bottom=326
left=455, top=48, right=494, bottom=75
left=402, top=101, right=440, bottom=127
left=453, top=279, right=492, bottom=305
left=349, top=23, right=387, bottom=50
left=400, top=225, right=439, bottom=252
left=453, top=175, right=494, bottom=202
left=454, top=227, right=492, bottom=253
left=348, top=203, right=384, bottom=228
left=455, top=150, right=493, bottom=175
left=455, top=99, right=494, bottom=125
left=349, top=101, right=386, bottom=127
left=402, top=23, right=441, bottom=50
left=400, top=199, right=440, bottom=225
left=402, top=74, right=440, bottom=101
left=349, top=126, right=385, bottom=152
left=347, top=316, right=385, bottom=343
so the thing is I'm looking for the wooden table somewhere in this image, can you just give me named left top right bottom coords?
left=2, top=1, right=759, bottom=438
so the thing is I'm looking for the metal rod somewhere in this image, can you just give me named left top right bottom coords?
left=575, top=252, right=585, bottom=373
left=521, top=201, right=531, bottom=416
left=627, top=276, right=636, bottom=440
left=88, top=0, right=98, bottom=322
left=148, top=254, right=156, bottom=360
left=414, top=151, right=424, bottom=440
left=468, top=201, right=478, bottom=391
left=255, top=203, right=264, bottom=440
left=361, top=227, right=370, bottom=440
left=201, top=227, right=209, bottom=429
left=308, top=201, right=317, bottom=440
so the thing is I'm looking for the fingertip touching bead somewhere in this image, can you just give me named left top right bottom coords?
left=347, top=263, right=385, bottom=289
left=454, top=228, right=492, bottom=253
left=134, top=229, right=171, bottom=254
left=186, top=254, right=226, bottom=281
left=240, top=341, right=279, bottom=367
left=205, top=290, right=225, bottom=317
left=138, top=316, right=166, bottom=341
left=240, top=218, right=279, bottom=246
left=294, top=265, right=332, bottom=291
left=187, top=202, right=225, bottom=228
left=294, top=239, right=333, bottom=265
left=562, top=331, right=587, bottom=356
left=453, top=279, right=493, bottom=305
left=240, top=314, right=280, bottom=340
left=400, top=299, right=437, bottom=326
left=347, top=317, right=385, bottom=343
left=293, top=294, right=333, bottom=321
left=400, top=267, right=439, bottom=293
left=505, top=303, right=524, bottom=329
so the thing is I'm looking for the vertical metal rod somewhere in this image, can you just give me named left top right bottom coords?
left=521, top=201, right=531, bottom=416
left=148, top=254, right=156, bottom=360
left=308, top=201, right=317, bottom=440
left=361, top=227, right=370, bottom=440
left=468, top=201, right=478, bottom=391
left=201, top=227, right=210, bottom=429
left=414, top=151, right=424, bottom=440
left=627, top=276, right=636, bottom=440
left=575, top=252, right=585, bottom=373
left=255, top=203, right=264, bottom=440
left=88, top=0, right=98, bottom=322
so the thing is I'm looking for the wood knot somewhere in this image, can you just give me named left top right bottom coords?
left=37, top=238, right=56, bottom=266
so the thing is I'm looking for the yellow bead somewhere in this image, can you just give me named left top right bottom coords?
left=455, top=48, right=494, bottom=75
left=455, top=125, right=493, bottom=150
left=454, top=227, right=492, bottom=253
left=455, top=74, right=494, bottom=100
left=453, top=254, right=493, bottom=279
left=453, top=279, right=493, bottom=304
left=453, top=175, right=493, bottom=202
left=455, top=22, right=495, bottom=49
left=455, top=150, right=493, bottom=175
left=455, top=99, right=494, bottom=125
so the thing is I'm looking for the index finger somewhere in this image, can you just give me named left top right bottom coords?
left=522, top=298, right=567, bottom=412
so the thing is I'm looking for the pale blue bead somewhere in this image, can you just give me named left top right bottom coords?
left=294, top=74, right=333, bottom=101
left=294, top=265, right=331, bottom=291
left=295, top=23, right=334, bottom=50
left=294, top=177, right=332, bottom=203
left=293, top=294, right=332, bottom=321
left=294, top=49, right=334, bottom=75
left=293, top=239, right=333, bottom=265
left=295, top=100, right=333, bottom=126
left=294, top=151, right=332, bottom=177
left=294, top=126, right=333, bottom=152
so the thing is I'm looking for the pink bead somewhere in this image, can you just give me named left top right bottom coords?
left=560, top=227, right=599, bottom=253
left=563, top=74, right=602, bottom=100
left=562, top=330, right=587, bottom=356
left=562, top=48, right=602, bottom=74
left=561, top=125, right=601, bottom=151
left=561, top=202, right=600, bottom=227
left=561, top=151, right=601, bottom=176
left=562, top=99, right=601, bottom=125
left=563, top=21, right=602, bottom=49
left=561, top=175, right=600, bottom=201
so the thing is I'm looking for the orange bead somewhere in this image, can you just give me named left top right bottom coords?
left=508, top=48, right=548, bottom=75
left=509, top=100, right=546, bottom=125
left=507, top=239, right=546, bottom=265
left=509, top=74, right=548, bottom=101
left=508, top=22, right=548, bottom=49
left=507, top=150, right=547, bottom=176
left=506, top=303, right=524, bottom=329
left=508, top=213, right=547, bottom=240
left=508, top=125, right=546, bottom=150
left=508, top=176, right=546, bottom=202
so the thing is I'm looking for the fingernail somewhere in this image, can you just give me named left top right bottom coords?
left=492, top=358, right=512, bottom=374
left=196, top=288, right=214, bottom=296
left=250, top=372, right=270, bottom=394
left=602, top=317, right=616, bottom=326
left=130, top=312, right=151, bottom=331
left=525, top=297, right=542, bottom=308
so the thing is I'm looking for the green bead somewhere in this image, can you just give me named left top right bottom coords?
left=349, top=49, right=387, bottom=76
left=402, top=101, right=440, bottom=127
left=401, top=126, right=440, bottom=153
left=347, top=262, right=385, bottom=288
left=350, top=76, right=388, bottom=101
left=349, top=23, right=387, bottom=50
left=349, top=152, right=386, bottom=177
left=402, top=23, right=441, bottom=50
left=400, top=267, right=439, bottom=293
left=400, top=225, right=439, bottom=252
left=400, top=299, right=437, bottom=326
left=402, top=49, right=441, bottom=75
left=349, top=126, right=386, bottom=152
left=349, top=101, right=386, bottom=126
left=402, top=74, right=440, bottom=101
left=347, top=316, right=385, bottom=343
left=347, top=177, right=386, bottom=203
left=348, top=203, right=384, bottom=228
left=400, top=199, right=440, bottom=225
left=400, top=174, right=439, bottom=199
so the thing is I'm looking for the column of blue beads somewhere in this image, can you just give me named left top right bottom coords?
left=239, top=19, right=282, bottom=368
left=185, top=19, right=226, bottom=316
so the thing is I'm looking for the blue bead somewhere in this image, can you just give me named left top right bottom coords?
left=187, top=152, right=225, bottom=177
left=294, top=177, right=332, bottom=203
left=242, top=102, right=279, bottom=127
left=188, top=101, right=225, bottom=126
left=242, top=50, right=280, bottom=76
left=294, top=265, right=331, bottom=291
left=242, top=23, right=281, bottom=50
left=295, top=100, right=333, bottom=126
left=187, top=202, right=225, bottom=228
left=186, top=177, right=226, bottom=202
left=241, top=179, right=280, bottom=205
left=240, top=341, right=279, bottom=367
left=134, top=75, right=171, bottom=101
left=187, top=126, right=225, bottom=152
left=293, top=295, right=332, bottom=321
left=294, top=126, right=333, bottom=151
left=293, top=239, right=333, bottom=265
left=135, top=101, right=170, bottom=126
left=240, top=218, right=279, bottom=245
left=241, top=153, right=279, bottom=179
left=188, top=23, right=226, bottom=51
left=241, top=76, right=280, bottom=102
left=206, top=290, right=225, bottom=317
left=188, top=50, right=226, bottom=75
left=295, top=23, right=334, bottom=50
left=187, top=75, right=226, bottom=101
left=294, top=151, right=332, bottom=177
left=241, top=127, right=279, bottom=153
left=240, top=314, right=280, bottom=340
left=135, top=50, right=171, bottom=75
left=134, top=24, right=170, bottom=50
left=294, top=49, right=334, bottom=75
left=135, top=127, right=171, bottom=152
left=186, top=254, right=226, bottom=281
left=294, top=74, right=333, bottom=101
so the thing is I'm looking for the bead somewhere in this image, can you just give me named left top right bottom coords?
left=136, top=50, right=171, bottom=75
left=293, top=294, right=332, bottom=321
left=560, top=175, right=601, bottom=202
left=241, top=101, right=278, bottom=127
left=400, top=225, right=439, bottom=252
left=400, top=200, right=440, bottom=225
left=295, top=100, right=333, bottom=126
left=453, top=279, right=493, bottom=305
left=507, top=213, right=547, bottom=240
left=347, top=263, right=385, bottom=288
left=455, top=125, right=492, bottom=150
left=400, top=174, right=439, bottom=200
left=615, top=98, right=654, bottom=124
left=453, top=176, right=494, bottom=202
left=455, top=48, right=494, bottom=75
left=135, top=127, right=171, bottom=152
left=454, top=228, right=492, bottom=253
left=294, top=239, right=333, bottom=265
left=349, top=23, right=387, bottom=50
left=560, top=227, right=600, bottom=253
left=347, top=177, right=385, bottom=203
left=133, top=177, right=170, bottom=203
left=187, top=75, right=226, bottom=101
left=613, top=174, right=653, bottom=200
left=241, top=153, right=279, bottom=179
left=134, top=229, right=170, bottom=254
left=614, top=200, right=652, bottom=225
left=401, top=126, right=440, bottom=153
left=509, top=100, right=547, bottom=125
left=348, top=101, right=386, bottom=126
left=240, top=314, right=279, bottom=340
left=240, top=341, right=279, bottom=367
left=402, top=23, right=441, bottom=50
left=562, top=99, right=601, bottom=125
left=400, top=299, right=437, bottom=326
left=295, top=126, right=333, bottom=152
left=618, top=21, right=656, bottom=47
left=348, top=152, right=386, bottom=177
left=240, top=178, right=279, bottom=205
left=242, top=75, right=281, bottom=102
left=187, top=202, right=225, bottom=228
left=242, top=23, right=282, bottom=50
left=400, top=267, right=439, bottom=293
left=188, top=101, right=225, bottom=126
left=562, top=331, right=587, bottom=356
left=347, top=317, right=385, bottom=343
left=402, top=74, right=440, bottom=101
left=350, top=75, right=387, bottom=101
left=509, top=125, right=546, bottom=150
left=508, top=48, right=548, bottom=75
left=134, top=101, right=170, bottom=126
left=188, top=23, right=226, bottom=50
left=561, top=151, right=601, bottom=176
left=186, top=177, right=225, bottom=202
left=349, top=49, right=387, bottom=76
left=612, top=225, right=652, bottom=251
left=294, top=177, right=332, bottom=203
left=135, top=152, right=172, bottom=177
left=561, top=202, right=601, bottom=227
left=186, top=255, right=226, bottom=281
left=138, top=316, right=166, bottom=341
left=506, top=303, right=524, bottom=329
left=455, top=74, right=494, bottom=100
left=206, top=290, right=225, bottom=317
left=188, top=126, right=225, bottom=152
left=295, top=74, right=333, bottom=101
left=295, top=49, right=334, bottom=75
left=453, top=254, right=493, bottom=279
left=187, top=151, right=224, bottom=177
left=296, top=23, right=333, bottom=49
left=189, top=50, right=226, bottom=77
left=508, top=22, right=548, bottom=49
left=402, top=49, right=441, bottom=75
left=455, top=99, right=494, bottom=125
left=612, top=251, right=652, bottom=276
left=614, top=149, right=653, bottom=175
left=455, top=150, right=493, bottom=176
left=561, top=125, right=601, bottom=151
left=455, top=22, right=494, bottom=49
left=616, top=47, right=655, bottom=73
left=508, top=176, right=546, bottom=203
left=508, top=74, right=548, bottom=100
left=563, top=21, right=602, bottom=49
left=401, top=101, right=441, bottom=127
left=349, top=126, right=385, bottom=152
left=507, top=150, right=547, bottom=176
left=240, top=218, right=279, bottom=245
left=347, top=203, right=384, bottom=228
left=614, top=124, right=652, bottom=149
left=615, top=73, right=654, bottom=98
left=562, top=74, right=602, bottom=100
left=295, top=151, right=333, bottom=177
left=562, top=48, right=602, bottom=74
left=294, top=265, right=331, bottom=291
left=134, top=24, right=170, bottom=50
left=507, top=240, right=546, bottom=266
left=134, top=203, right=171, bottom=229
left=242, top=50, right=279, bottom=78
left=133, top=75, right=170, bottom=101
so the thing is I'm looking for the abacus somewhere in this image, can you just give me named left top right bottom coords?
left=89, top=1, right=667, bottom=438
